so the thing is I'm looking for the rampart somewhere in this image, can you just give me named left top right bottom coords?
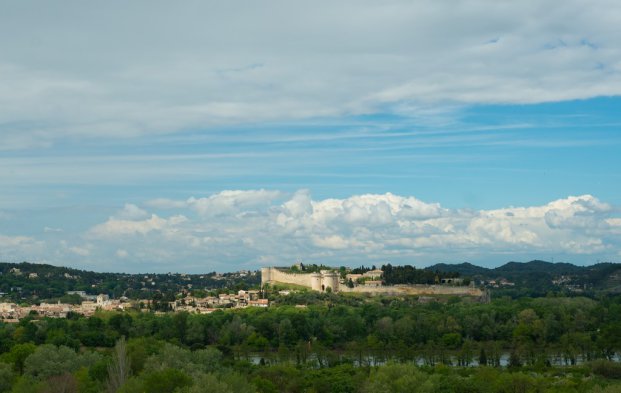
left=261, top=267, right=339, bottom=292
left=261, top=267, right=313, bottom=288
left=339, top=284, right=483, bottom=297
left=261, top=267, right=483, bottom=297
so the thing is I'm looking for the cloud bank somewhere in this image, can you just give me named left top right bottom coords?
left=3, top=190, right=617, bottom=272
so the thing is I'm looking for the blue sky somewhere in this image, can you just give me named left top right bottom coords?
left=1, top=1, right=620, bottom=272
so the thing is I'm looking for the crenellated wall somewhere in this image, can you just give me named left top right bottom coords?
left=261, top=267, right=482, bottom=297
left=261, top=267, right=313, bottom=288
left=261, top=267, right=340, bottom=292
left=339, top=284, right=484, bottom=297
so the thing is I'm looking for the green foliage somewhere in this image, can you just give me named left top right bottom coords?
left=382, top=263, right=460, bottom=285
left=362, top=363, right=429, bottom=393
left=43, top=373, right=79, bottom=393
left=75, top=367, right=101, bottom=393
left=126, top=337, right=163, bottom=375
left=9, top=375, right=44, bottom=393
left=252, top=376, right=278, bottom=393
left=142, top=368, right=193, bottom=393
left=23, top=344, right=101, bottom=380
left=590, top=360, right=621, bottom=379
left=304, top=364, right=363, bottom=393
left=106, top=336, right=131, bottom=392
left=144, top=343, right=222, bottom=376
left=0, top=291, right=619, bottom=392
left=179, top=372, right=255, bottom=393
left=588, top=383, right=621, bottom=393
left=0, top=363, right=14, bottom=393
left=1, top=342, right=36, bottom=374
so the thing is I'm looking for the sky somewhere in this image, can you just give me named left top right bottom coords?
left=1, top=1, right=620, bottom=273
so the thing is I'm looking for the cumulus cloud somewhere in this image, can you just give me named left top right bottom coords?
left=2, top=1, right=621, bottom=148
left=187, top=190, right=282, bottom=217
left=3, top=190, right=619, bottom=271
left=89, top=214, right=188, bottom=238
left=75, top=190, right=621, bottom=270
left=113, top=204, right=150, bottom=220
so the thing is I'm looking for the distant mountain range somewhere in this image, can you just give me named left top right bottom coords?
left=426, top=260, right=621, bottom=293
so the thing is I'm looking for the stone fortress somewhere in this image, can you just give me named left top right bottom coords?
left=261, top=267, right=340, bottom=292
left=261, top=265, right=485, bottom=298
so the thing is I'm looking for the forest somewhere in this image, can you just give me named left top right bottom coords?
left=0, top=291, right=619, bottom=392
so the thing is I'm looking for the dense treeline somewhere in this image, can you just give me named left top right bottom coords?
left=6, top=293, right=617, bottom=361
left=0, top=293, right=619, bottom=391
left=381, top=264, right=462, bottom=285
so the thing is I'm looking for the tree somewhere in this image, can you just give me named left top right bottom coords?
left=106, top=337, right=131, bottom=393
left=142, top=368, right=192, bottom=393
left=179, top=372, right=255, bottom=393
left=24, top=345, right=101, bottom=380
left=43, top=373, right=79, bottom=393
left=0, top=363, right=14, bottom=393
left=361, top=363, right=428, bottom=393
left=143, top=343, right=222, bottom=376
left=3, top=342, right=36, bottom=374
left=478, top=348, right=488, bottom=367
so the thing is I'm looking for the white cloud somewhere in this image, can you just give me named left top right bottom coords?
left=3, top=190, right=619, bottom=271
left=0, top=235, right=37, bottom=248
left=0, top=234, right=46, bottom=261
left=68, top=246, right=91, bottom=257
left=187, top=190, right=283, bottom=217
left=2, top=1, right=621, bottom=148
left=89, top=214, right=188, bottom=238
left=113, top=204, right=150, bottom=220
left=312, top=235, right=350, bottom=250
left=72, top=191, right=621, bottom=270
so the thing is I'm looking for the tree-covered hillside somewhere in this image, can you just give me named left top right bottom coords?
left=427, top=260, right=621, bottom=294
left=0, top=262, right=260, bottom=303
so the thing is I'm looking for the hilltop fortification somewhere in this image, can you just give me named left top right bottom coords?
left=261, top=267, right=339, bottom=292
left=261, top=266, right=485, bottom=297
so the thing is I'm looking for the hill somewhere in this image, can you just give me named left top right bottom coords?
left=427, top=260, right=621, bottom=294
left=0, top=261, right=260, bottom=303
left=425, top=262, right=491, bottom=277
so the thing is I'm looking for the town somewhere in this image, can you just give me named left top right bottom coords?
left=0, top=289, right=269, bottom=322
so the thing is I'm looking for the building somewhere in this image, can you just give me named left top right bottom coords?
left=261, top=267, right=340, bottom=292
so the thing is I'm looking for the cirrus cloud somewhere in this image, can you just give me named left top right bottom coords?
left=1, top=1, right=621, bottom=149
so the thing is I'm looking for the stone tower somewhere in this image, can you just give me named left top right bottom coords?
left=310, top=272, right=322, bottom=291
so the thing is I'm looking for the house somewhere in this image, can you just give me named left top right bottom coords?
left=363, top=269, right=383, bottom=279
left=248, top=299, right=269, bottom=308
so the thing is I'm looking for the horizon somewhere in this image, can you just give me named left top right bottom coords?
left=1, top=1, right=620, bottom=273
left=0, top=258, right=616, bottom=276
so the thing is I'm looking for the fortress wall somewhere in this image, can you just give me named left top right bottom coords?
left=322, top=274, right=340, bottom=292
left=261, top=267, right=481, bottom=296
left=262, top=267, right=312, bottom=288
left=340, top=284, right=483, bottom=297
